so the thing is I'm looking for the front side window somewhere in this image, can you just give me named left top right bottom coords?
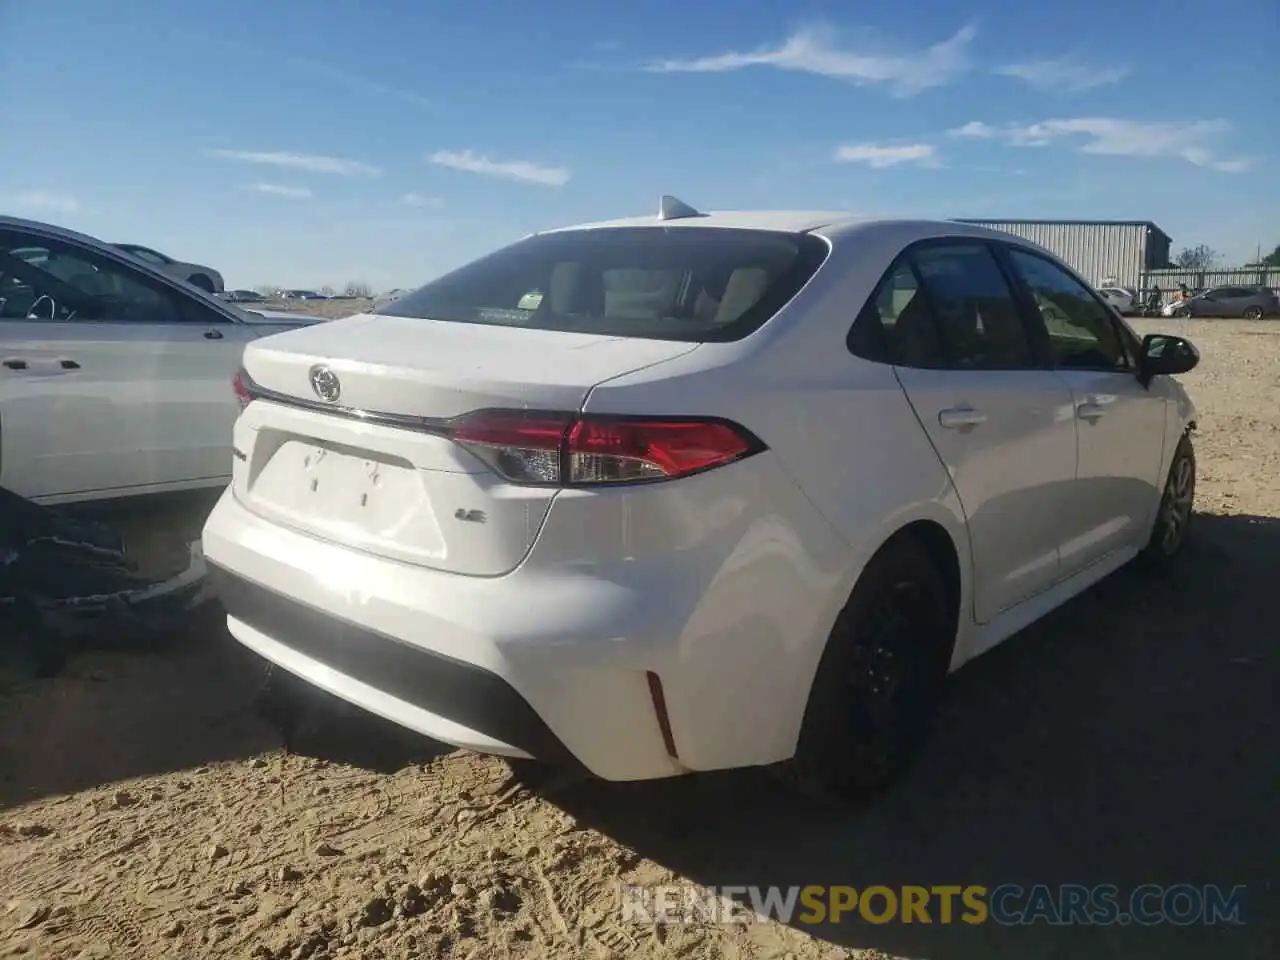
left=0, top=231, right=180, bottom=323
left=376, top=227, right=829, bottom=342
left=1007, top=248, right=1129, bottom=371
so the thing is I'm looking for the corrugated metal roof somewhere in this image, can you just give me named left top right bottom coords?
left=954, top=218, right=1172, bottom=246
left=953, top=220, right=1156, bottom=289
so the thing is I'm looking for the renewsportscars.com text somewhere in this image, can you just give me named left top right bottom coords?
left=620, top=883, right=1247, bottom=927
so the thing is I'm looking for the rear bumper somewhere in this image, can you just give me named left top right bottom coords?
left=202, top=488, right=686, bottom=781
left=208, top=565, right=583, bottom=769
left=202, top=440, right=856, bottom=781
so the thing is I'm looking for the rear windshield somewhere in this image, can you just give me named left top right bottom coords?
left=376, top=227, right=829, bottom=342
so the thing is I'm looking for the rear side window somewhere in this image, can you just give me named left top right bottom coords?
left=847, top=260, right=948, bottom=368
left=848, top=241, right=1033, bottom=370
left=377, top=227, right=829, bottom=342
left=911, top=243, right=1033, bottom=369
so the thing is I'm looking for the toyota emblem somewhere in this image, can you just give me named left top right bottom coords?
left=309, top=365, right=341, bottom=403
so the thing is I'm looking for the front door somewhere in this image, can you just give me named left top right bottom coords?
left=1003, top=247, right=1168, bottom=573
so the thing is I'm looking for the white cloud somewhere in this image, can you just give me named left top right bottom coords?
left=251, top=183, right=313, bottom=199
left=401, top=192, right=444, bottom=208
left=210, top=149, right=381, bottom=177
left=288, top=59, right=433, bottom=110
left=948, top=117, right=1252, bottom=171
left=950, top=121, right=999, bottom=139
left=4, top=190, right=80, bottom=216
left=427, top=149, right=571, bottom=187
left=995, top=54, right=1128, bottom=93
left=834, top=143, right=938, bottom=168
left=643, top=23, right=976, bottom=97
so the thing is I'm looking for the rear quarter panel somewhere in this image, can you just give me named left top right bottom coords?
left=581, top=264, right=974, bottom=765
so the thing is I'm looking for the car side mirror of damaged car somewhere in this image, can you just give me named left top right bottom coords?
left=1139, top=333, right=1199, bottom=386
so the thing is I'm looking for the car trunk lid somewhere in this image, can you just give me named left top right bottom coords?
left=233, top=313, right=698, bottom=576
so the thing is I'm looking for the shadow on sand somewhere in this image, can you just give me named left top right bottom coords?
left=543, top=513, right=1278, bottom=959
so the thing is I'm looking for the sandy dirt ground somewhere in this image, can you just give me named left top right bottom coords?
left=249, top=299, right=374, bottom=320
left=1, top=318, right=1276, bottom=960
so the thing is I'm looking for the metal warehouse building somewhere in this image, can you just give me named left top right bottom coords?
left=954, top=220, right=1173, bottom=291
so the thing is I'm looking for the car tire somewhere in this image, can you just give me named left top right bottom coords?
left=775, top=535, right=955, bottom=804
left=1243, top=306, right=1264, bottom=320
left=1138, top=432, right=1196, bottom=571
left=1174, top=306, right=1192, bottom=319
left=189, top=274, right=215, bottom=293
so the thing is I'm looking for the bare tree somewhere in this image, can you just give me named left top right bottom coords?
left=344, top=281, right=373, bottom=298
left=1173, top=244, right=1220, bottom=270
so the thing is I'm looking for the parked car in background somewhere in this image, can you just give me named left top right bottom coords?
left=220, top=289, right=267, bottom=303
left=1097, top=285, right=1138, bottom=315
left=0, top=216, right=322, bottom=507
left=204, top=199, right=1201, bottom=802
left=112, top=242, right=225, bottom=294
left=1162, top=285, right=1277, bottom=319
left=281, top=289, right=328, bottom=300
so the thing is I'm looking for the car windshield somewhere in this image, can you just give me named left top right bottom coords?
left=376, top=227, right=830, bottom=342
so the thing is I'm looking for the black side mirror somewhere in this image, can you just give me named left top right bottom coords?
left=1138, top=333, right=1199, bottom=386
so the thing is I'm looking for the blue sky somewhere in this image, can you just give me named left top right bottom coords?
left=2, top=0, right=1277, bottom=290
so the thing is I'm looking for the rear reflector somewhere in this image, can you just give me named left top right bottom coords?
left=449, top=409, right=762, bottom=487
left=646, top=671, right=679, bottom=759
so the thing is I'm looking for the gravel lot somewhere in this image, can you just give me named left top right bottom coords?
left=1, top=318, right=1275, bottom=960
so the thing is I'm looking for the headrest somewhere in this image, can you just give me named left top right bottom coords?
left=714, top=266, right=770, bottom=325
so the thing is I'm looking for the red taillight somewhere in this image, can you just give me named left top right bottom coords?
left=566, top=418, right=754, bottom=483
left=449, top=411, right=572, bottom=485
left=447, top=410, right=760, bottom=486
left=232, top=369, right=253, bottom=412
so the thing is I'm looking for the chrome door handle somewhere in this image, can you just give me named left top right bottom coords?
left=1077, top=402, right=1106, bottom=422
left=938, top=406, right=987, bottom=429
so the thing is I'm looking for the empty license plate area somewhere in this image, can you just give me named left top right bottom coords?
left=247, top=439, right=448, bottom=561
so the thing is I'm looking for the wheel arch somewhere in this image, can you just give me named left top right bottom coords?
left=782, top=506, right=972, bottom=760
left=892, top=519, right=963, bottom=642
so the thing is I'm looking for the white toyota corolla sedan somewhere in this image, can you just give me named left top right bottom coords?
left=202, top=198, right=1201, bottom=801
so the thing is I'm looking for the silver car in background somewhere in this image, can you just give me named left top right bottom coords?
left=113, top=242, right=225, bottom=294
left=1163, top=285, right=1278, bottom=320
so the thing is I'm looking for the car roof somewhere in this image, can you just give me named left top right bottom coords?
left=540, top=209, right=866, bottom=235
left=0, top=215, right=117, bottom=249
left=533, top=201, right=1049, bottom=250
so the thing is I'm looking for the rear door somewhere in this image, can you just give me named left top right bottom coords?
left=1219, top=287, right=1255, bottom=317
left=1002, top=246, right=1167, bottom=573
left=865, top=240, right=1079, bottom=623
